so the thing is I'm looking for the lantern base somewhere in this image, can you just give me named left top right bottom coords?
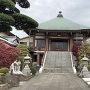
left=22, top=64, right=31, bottom=76
left=80, top=65, right=90, bottom=78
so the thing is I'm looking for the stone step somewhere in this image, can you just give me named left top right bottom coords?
left=43, top=51, right=73, bottom=73
left=43, top=68, right=73, bottom=73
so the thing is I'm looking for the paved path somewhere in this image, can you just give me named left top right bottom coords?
left=10, top=73, right=90, bottom=90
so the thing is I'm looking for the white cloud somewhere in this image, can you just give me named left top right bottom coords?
left=28, top=0, right=90, bottom=25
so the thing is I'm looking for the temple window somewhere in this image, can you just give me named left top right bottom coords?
left=37, top=39, right=46, bottom=47
left=29, top=42, right=33, bottom=47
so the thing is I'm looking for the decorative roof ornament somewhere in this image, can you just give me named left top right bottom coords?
left=57, top=11, right=63, bottom=17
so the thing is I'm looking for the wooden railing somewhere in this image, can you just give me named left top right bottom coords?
left=29, top=46, right=46, bottom=51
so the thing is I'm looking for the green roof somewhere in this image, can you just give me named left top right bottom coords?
left=37, top=12, right=90, bottom=30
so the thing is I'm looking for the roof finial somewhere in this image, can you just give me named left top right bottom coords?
left=59, top=11, right=62, bottom=14
left=57, top=11, right=63, bottom=17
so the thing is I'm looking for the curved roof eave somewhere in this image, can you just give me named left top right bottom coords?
left=37, top=28, right=90, bottom=32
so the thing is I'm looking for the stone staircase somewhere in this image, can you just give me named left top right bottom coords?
left=43, top=51, right=73, bottom=73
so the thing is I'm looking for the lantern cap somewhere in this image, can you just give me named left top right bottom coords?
left=82, top=55, right=89, bottom=61
left=24, top=54, right=31, bottom=59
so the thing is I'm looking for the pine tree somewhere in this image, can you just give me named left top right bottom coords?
left=0, top=0, right=38, bottom=33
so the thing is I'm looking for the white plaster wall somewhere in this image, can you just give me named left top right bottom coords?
left=35, top=36, right=45, bottom=38
left=0, top=32, right=8, bottom=36
left=73, top=37, right=83, bottom=39
left=19, top=37, right=33, bottom=46
left=36, top=33, right=45, bottom=35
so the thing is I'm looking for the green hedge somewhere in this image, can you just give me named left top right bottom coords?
left=0, top=73, right=5, bottom=76
left=30, top=67, right=37, bottom=75
left=0, top=68, right=9, bottom=74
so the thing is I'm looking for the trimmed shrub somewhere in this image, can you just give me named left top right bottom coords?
left=0, top=73, right=5, bottom=76
left=0, top=68, right=9, bottom=74
left=30, top=67, right=37, bottom=75
left=17, top=44, right=30, bottom=57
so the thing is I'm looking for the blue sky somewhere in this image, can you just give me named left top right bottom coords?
left=11, top=0, right=90, bottom=38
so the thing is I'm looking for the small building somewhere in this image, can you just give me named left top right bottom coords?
left=0, top=32, right=8, bottom=36
left=3, top=36, right=19, bottom=44
left=29, top=12, right=90, bottom=65
left=19, top=36, right=33, bottom=47
left=0, top=32, right=19, bottom=44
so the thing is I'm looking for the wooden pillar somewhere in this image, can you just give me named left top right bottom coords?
left=83, top=32, right=88, bottom=41
left=70, top=35, right=73, bottom=51
left=68, top=40, right=69, bottom=51
left=46, top=37, right=48, bottom=51
left=37, top=53, right=40, bottom=65
left=46, top=32, right=49, bottom=51
left=33, top=35, right=35, bottom=51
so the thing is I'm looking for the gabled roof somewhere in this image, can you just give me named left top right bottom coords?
left=3, top=36, right=17, bottom=42
left=20, top=36, right=29, bottom=40
left=0, top=36, right=18, bottom=46
left=37, top=12, right=90, bottom=31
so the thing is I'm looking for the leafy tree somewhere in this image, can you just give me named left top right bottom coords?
left=0, top=41, right=19, bottom=68
left=17, top=44, right=32, bottom=71
left=77, top=42, right=90, bottom=72
left=0, top=0, right=38, bottom=33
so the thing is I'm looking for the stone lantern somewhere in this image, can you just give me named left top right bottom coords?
left=22, top=54, right=31, bottom=76
left=24, top=54, right=31, bottom=64
left=82, top=55, right=89, bottom=65
left=80, top=55, right=90, bottom=78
